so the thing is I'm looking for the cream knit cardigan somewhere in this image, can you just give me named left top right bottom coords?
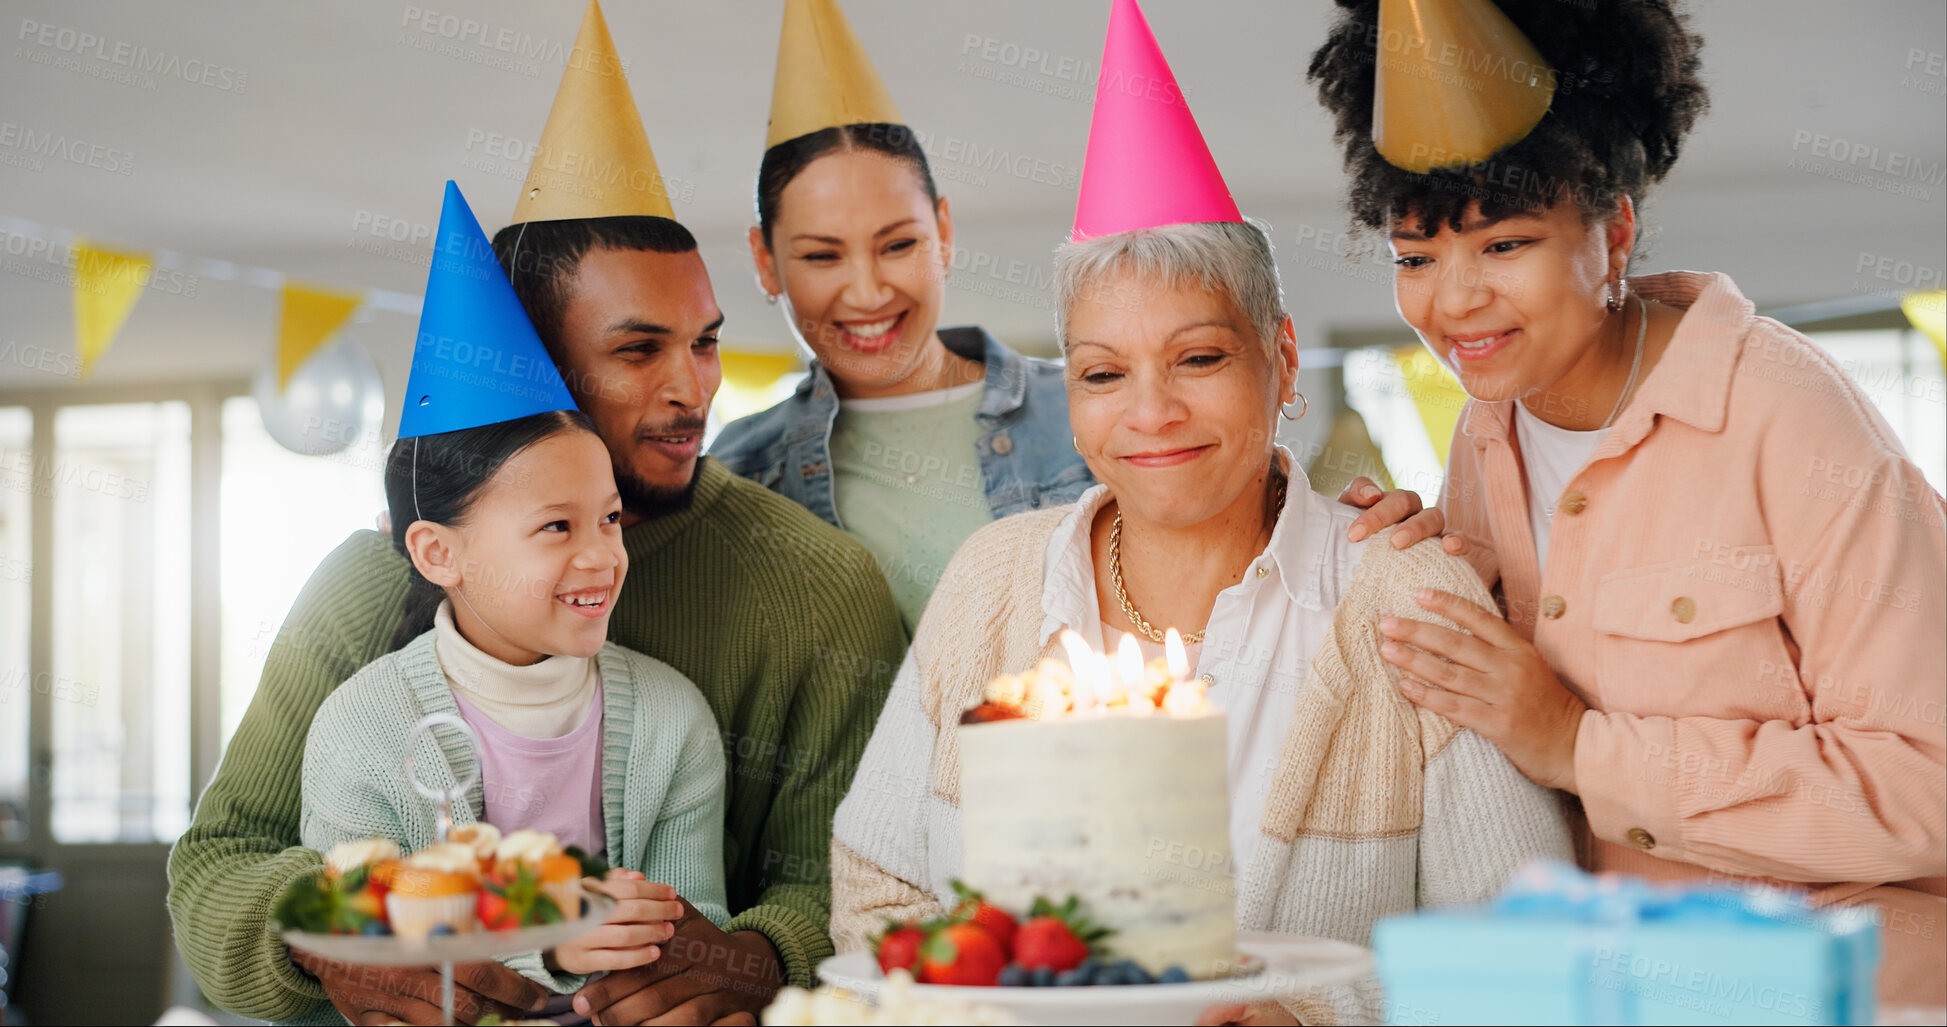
left=831, top=509, right=1571, bottom=1021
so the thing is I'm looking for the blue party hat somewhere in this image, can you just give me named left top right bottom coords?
left=397, top=181, right=578, bottom=439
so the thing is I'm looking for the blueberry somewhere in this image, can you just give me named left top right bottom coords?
left=360, top=921, right=391, bottom=936
left=1117, top=959, right=1155, bottom=985
left=1056, top=967, right=1091, bottom=987
left=429, top=924, right=456, bottom=937
left=1030, top=967, right=1055, bottom=988
left=1159, top=965, right=1191, bottom=984
left=1086, top=963, right=1119, bottom=986
left=998, top=964, right=1028, bottom=987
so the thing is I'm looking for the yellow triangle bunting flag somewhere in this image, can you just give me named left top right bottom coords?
left=72, top=241, right=153, bottom=379
left=277, top=282, right=363, bottom=388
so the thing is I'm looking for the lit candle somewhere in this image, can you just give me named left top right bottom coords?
left=1115, top=633, right=1144, bottom=697
left=1164, top=628, right=1189, bottom=681
left=1055, top=630, right=1093, bottom=711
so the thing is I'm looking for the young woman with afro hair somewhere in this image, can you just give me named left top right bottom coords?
left=1311, top=1, right=1944, bottom=1005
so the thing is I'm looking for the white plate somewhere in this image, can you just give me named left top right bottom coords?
left=282, top=891, right=615, bottom=967
left=815, top=933, right=1373, bottom=1027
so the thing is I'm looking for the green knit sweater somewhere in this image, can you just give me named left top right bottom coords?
left=168, top=458, right=907, bottom=1021
left=301, top=633, right=730, bottom=1005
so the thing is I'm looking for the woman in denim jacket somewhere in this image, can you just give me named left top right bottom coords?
left=710, top=7, right=1095, bottom=633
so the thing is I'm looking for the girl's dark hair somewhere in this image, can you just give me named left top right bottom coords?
left=383, top=409, right=597, bottom=651
left=755, top=123, right=940, bottom=249
left=1307, top=0, right=1708, bottom=236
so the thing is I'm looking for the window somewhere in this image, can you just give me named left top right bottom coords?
left=218, top=396, right=387, bottom=747
left=48, top=403, right=192, bottom=844
left=0, top=408, right=30, bottom=844
left=1805, top=329, right=1946, bottom=492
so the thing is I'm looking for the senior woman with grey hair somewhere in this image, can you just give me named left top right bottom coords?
left=831, top=214, right=1571, bottom=1013
left=831, top=8, right=1566, bottom=1020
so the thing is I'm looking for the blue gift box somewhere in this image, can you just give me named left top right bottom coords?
left=1373, top=863, right=1879, bottom=1026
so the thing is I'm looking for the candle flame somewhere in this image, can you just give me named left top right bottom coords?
left=1058, top=629, right=1093, bottom=672
left=1164, top=628, right=1188, bottom=679
left=1115, top=633, right=1145, bottom=695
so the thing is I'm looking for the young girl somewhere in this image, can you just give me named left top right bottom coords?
left=300, top=408, right=729, bottom=1005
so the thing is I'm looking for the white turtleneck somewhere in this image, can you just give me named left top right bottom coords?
left=432, top=600, right=600, bottom=740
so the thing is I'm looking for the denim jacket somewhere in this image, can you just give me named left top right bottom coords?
left=711, top=326, right=1095, bottom=527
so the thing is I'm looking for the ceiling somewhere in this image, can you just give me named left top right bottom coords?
left=2, top=0, right=1942, bottom=395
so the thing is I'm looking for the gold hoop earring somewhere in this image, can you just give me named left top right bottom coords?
left=1072, top=436, right=1082, bottom=454
left=1278, top=393, right=1308, bottom=422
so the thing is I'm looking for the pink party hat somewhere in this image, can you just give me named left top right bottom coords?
left=1071, top=0, right=1242, bottom=241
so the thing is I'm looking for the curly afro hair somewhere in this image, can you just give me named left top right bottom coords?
left=1307, top=0, right=1709, bottom=237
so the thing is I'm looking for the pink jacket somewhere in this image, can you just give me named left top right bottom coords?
left=1441, top=271, right=1946, bottom=1004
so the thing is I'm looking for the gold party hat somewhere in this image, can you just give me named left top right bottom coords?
left=511, top=0, right=673, bottom=222
left=1373, top=0, right=1555, bottom=173
left=765, top=0, right=903, bottom=149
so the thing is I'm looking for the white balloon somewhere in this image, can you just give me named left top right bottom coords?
left=252, top=338, right=387, bottom=456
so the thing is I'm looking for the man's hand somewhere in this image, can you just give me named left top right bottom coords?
left=572, top=898, right=782, bottom=1025
left=294, top=948, right=547, bottom=1026
left=1337, top=477, right=1464, bottom=553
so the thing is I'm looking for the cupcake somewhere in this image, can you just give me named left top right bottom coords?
left=324, top=838, right=401, bottom=879
left=321, top=838, right=400, bottom=934
left=495, top=830, right=586, bottom=922
left=449, top=823, right=502, bottom=874
left=385, top=842, right=482, bottom=941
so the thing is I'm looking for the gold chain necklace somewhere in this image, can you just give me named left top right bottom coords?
left=1109, top=474, right=1289, bottom=644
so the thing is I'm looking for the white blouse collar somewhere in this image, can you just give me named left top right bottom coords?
left=1037, top=447, right=1342, bottom=648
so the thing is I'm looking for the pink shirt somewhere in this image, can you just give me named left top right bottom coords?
left=452, top=681, right=606, bottom=859
left=1441, top=271, right=1946, bottom=1005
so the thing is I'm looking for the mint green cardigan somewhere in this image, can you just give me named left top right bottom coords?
left=299, top=631, right=729, bottom=1005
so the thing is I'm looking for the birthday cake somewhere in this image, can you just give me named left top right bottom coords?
left=955, top=633, right=1237, bottom=980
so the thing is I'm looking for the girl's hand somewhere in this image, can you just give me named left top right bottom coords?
left=1378, top=589, right=1587, bottom=792
left=551, top=870, right=685, bottom=975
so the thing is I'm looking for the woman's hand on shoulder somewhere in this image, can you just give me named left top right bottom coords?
left=1378, top=589, right=1586, bottom=792
left=1337, top=477, right=1469, bottom=555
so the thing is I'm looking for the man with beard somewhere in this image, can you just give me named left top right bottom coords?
left=166, top=4, right=904, bottom=1024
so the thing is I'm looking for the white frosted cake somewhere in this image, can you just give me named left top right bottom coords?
left=955, top=639, right=1238, bottom=979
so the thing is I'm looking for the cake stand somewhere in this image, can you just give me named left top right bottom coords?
left=282, top=713, right=614, bottom=1025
